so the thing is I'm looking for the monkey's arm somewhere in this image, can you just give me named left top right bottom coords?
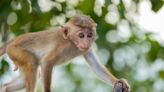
left=84, top=48, right=130, bottom=92
left=84, top=48, right=118, bottom=85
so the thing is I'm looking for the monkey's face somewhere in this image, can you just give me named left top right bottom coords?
left=71, top=27, right=96, bottom=52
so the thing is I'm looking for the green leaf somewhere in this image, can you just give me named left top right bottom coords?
left=76, top=0, right=95, bottom=14
left=147, top=40, right=160, bottom=61
left=159, top=70, right=164, bottom=79
left=117, top=0, right=126, bottom=19
left=150, top=0, right=164, bottom=12
left=0, top=59, right=9, bottom=76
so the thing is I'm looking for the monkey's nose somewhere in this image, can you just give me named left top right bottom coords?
left=81, top=44, right=89, bottom=49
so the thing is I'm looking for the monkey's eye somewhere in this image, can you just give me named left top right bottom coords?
left=87, top=33, right=93, bottom=38
left=79, top=33, right=85, bottom=38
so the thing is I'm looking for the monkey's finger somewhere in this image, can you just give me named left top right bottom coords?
left=122, top=83, right=129, bottom=92
left=113, top=82, right=123, bottom=92
left=119, top=79, right=129, bottom=91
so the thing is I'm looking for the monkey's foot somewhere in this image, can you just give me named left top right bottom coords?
left=2, top=86, right=7, bottom=92
left=13, top=66, right=18, bottom=71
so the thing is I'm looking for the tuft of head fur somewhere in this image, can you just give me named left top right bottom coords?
left=68, top=15, right=97, bottom=28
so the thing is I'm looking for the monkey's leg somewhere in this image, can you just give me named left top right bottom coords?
left=7, top=46, right=38, bottom=92
left=23, top=63, right=38, bottom=92
left=40, top=50, right=57, bottom=92
left=41, top=63, right=53, bottom=92
left=2, top=75, right=25, bottom=92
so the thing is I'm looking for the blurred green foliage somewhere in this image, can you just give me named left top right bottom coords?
left=150, top=0, right=164, bottom=12
left=0, top=0, right=164, bottom=92
left=0, top=59, right=9, bottom=77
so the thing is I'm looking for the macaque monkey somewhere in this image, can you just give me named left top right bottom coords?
left=0, top=15, right=130, bottom=92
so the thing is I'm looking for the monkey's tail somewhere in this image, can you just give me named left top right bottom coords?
left=0, top=40, right=13, bottom=56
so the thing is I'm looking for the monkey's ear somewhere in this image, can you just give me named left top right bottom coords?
left=62, top=27, right=70, bottom=39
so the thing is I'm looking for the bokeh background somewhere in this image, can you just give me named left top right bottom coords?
left=0, top=0, right=164, bottom=92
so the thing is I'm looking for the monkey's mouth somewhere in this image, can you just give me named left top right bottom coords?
left=78, top=47, right=88, bottom=52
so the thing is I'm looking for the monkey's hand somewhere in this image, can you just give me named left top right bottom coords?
left=113, top=79, right=130, bottom=92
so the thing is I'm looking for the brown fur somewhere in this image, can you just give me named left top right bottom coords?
left=69, top=15, right=97, bottom=28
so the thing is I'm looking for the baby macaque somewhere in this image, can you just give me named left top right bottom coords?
left=0, top=15, right=130, bottom=92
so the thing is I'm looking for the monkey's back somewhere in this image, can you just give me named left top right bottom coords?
left=6, top=30, right=60, bottom=60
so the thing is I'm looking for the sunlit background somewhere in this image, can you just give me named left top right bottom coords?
left=0, top=0, right=164, bottom=92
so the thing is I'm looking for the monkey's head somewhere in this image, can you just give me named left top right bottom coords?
left=62, top=15, right=97, bottom=52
